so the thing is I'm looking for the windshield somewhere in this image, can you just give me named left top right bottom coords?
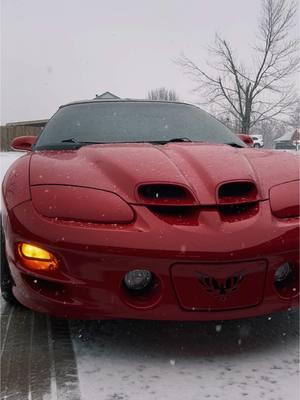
left=35, top=101, right=245, bottom=149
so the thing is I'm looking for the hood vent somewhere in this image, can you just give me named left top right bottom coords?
left=218, top=181, right=258, bottom=204
left=219, top=202, right=259, bottom=222
left=137, top=184, right=196, bottom=205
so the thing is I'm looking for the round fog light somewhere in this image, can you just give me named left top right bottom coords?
left=274, top=262, right=291, bottom=283
left=124, top=269, right=153, bottom=291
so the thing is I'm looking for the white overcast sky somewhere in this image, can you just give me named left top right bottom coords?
left=0, top=0, right=279, bottom=124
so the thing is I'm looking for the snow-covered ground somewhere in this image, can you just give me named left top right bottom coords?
left=0, top=151, right=23, bottom=182
left=0, top=151, right=299, bottom=400
left=70, top=312, right=299, bottom=400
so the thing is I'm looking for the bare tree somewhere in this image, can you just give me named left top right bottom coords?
left=287, top=97, right=300, bottom=127
left=177, top=0, right=299, bottom=133
left=147, top=87, right=180, bottom=101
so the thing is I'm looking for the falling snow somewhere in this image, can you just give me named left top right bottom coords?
left=1, top=152, right=299, bottom=400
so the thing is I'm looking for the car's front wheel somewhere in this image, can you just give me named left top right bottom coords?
left=1, top=224, right=19, bottom=305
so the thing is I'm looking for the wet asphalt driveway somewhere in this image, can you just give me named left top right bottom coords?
left=1, top=301, right=80, bottom=400
left=1, top=299, right=299, bottom=400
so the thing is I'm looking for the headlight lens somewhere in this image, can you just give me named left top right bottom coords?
left=269, top=180, right=299, bottom=218
left=21, top=243, right=52, bottom=260
left=31, top=185, right=134, bottom=223
left=18, top=243, right=58, bottom=271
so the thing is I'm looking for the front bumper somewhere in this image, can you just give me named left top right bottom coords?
left=3, top=200, right=299, bottom=320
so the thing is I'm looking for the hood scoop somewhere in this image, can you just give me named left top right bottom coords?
left=137, top=183, right=196, bottom=206
left=138, top=181, right=260, bottom=225
left=217, top=181, right=258, bottom=205
left=216, top=181, right=259, bottom=223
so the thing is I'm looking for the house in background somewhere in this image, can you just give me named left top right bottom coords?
left=274, top=128, right=300, bottom=150
left=94, top=91, right=120, bottom=100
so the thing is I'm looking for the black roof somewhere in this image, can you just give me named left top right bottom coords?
left=59, top=99, right=194, bottom=109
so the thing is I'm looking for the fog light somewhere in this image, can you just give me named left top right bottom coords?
left=274, top=262, right=291, bottom=283
left=124, top=269, right=153, bottom=291
left=18, top=243, right=58, bottom=271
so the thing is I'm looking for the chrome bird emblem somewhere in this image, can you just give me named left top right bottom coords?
left=198, top=272, right=244, bottom=300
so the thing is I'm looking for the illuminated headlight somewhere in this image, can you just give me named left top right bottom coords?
left=274, top=262, right=291, bottom=283
left=18, top=243, right=58, bottom=271
left=124, top=269, right=153, bottom=291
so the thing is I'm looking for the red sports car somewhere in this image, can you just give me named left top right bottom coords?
left=1, top=100, right=299, bottom=320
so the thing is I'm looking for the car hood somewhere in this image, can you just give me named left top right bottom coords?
left=30, top=143, right=299, bottom=205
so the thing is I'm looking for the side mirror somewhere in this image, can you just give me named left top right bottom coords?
left=11, top=136, right=37, bottom=151
left=237, top=134, right=254, bottom=147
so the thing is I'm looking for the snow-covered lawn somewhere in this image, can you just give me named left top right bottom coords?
left=0, top=151, right=23, bottom=182
left=0, top=151, right=23, bottom=209
left=0, top=151, right=299, bottom=400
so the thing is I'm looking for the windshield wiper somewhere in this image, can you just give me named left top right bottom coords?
left=61, top=137, right=81, bottom=144
left=224, top=142, right=245, bottom=148
left=61, top=138, right=107, bottom=145
left=60, top=137, right=194, bottom=146
left=59, top=138, right=243, bottom=148
left=153, top=137, right=193, bottom=145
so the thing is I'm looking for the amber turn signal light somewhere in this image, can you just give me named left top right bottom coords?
left=18, top=243, right=58, bottom=271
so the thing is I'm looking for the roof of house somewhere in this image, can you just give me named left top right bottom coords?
left=6, top=119, right=49, bottom=127
left=94, top=91, right=120, bottom=100
left=274, top=128, right=300, bottom=142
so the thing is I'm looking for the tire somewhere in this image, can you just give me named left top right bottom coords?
left=254, top=143, right=261, bottom=148
left=1, top=223, right=19, bottom=305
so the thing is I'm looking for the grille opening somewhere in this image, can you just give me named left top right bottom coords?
left=218, top=182, right=257, bottom=204
left=23, top=274, right=66, bottom=298
left=138, top=184, right=194, bottom=204
left=148, top=206, right=200, bottom=225
left=219, top=202, right=259, bottom=221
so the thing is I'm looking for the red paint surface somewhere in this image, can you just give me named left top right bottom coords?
left=31, top=185, right=134, bottom=223
left=270, top=180, right=300, bottom=218
left=171, top=261, right=267, bottom=310
left=2, top=143, right=299, bottom=320
left=11, top=135, right=37, bottom=151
